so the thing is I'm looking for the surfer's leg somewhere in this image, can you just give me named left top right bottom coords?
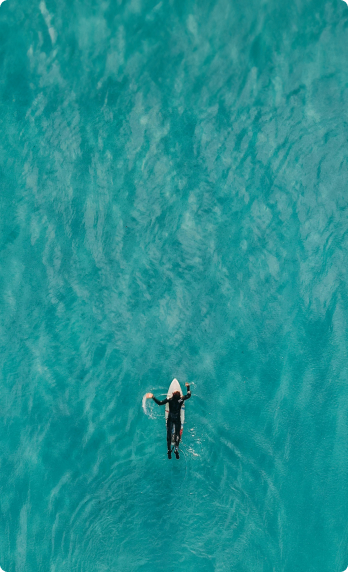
left=173, top=419, right=181, bottom=459
left=174, top=418, right=181, bottom=449
left=166, top=419, right=173, bottom=452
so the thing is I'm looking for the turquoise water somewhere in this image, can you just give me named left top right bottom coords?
left=1, top=0, right=348, bottom=570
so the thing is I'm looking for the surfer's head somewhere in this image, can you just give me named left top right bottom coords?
left=172, top=391, right=181, bottom=400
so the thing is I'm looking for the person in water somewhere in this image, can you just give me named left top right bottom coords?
left=146, top=383, right=191, bottom=459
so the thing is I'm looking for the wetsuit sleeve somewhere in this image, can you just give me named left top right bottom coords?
left=152, top=396, right=168, bottom=406
left=182, top=384, right=191, bottom=401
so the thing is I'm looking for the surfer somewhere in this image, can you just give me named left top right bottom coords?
left=146, top=383, right=191, bottom=459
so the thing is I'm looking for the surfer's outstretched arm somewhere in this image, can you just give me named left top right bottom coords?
left=145, top=392, right=168, bottom=405
left=152, top=395, right=168, bottom=406
left=182, top=383, right=191, bottom=401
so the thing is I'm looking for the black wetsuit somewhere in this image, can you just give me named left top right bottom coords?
left=152, top=385, right=191, bottom=451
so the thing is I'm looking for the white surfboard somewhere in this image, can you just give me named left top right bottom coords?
left=165, top=378, right=185, bottom=428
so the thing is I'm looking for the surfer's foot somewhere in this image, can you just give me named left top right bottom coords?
left=175, top=450, right=179, bottom=459
left=167, top=451, right=172, bottom=459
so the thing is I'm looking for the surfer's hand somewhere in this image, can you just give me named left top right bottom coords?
left=185, top=383, right=189, bottom=387
left=146, top=393, right=153, bottom=399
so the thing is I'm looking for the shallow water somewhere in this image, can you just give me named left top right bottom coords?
left=1, top=0, right=348, bottom=570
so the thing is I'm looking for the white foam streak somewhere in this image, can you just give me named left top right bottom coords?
left=39, top=1, right=57, bottom=45
left=142, top=394, right=155, bottom=418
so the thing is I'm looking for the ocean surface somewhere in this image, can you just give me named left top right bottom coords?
left=1, top=0, right=348, bottom=570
